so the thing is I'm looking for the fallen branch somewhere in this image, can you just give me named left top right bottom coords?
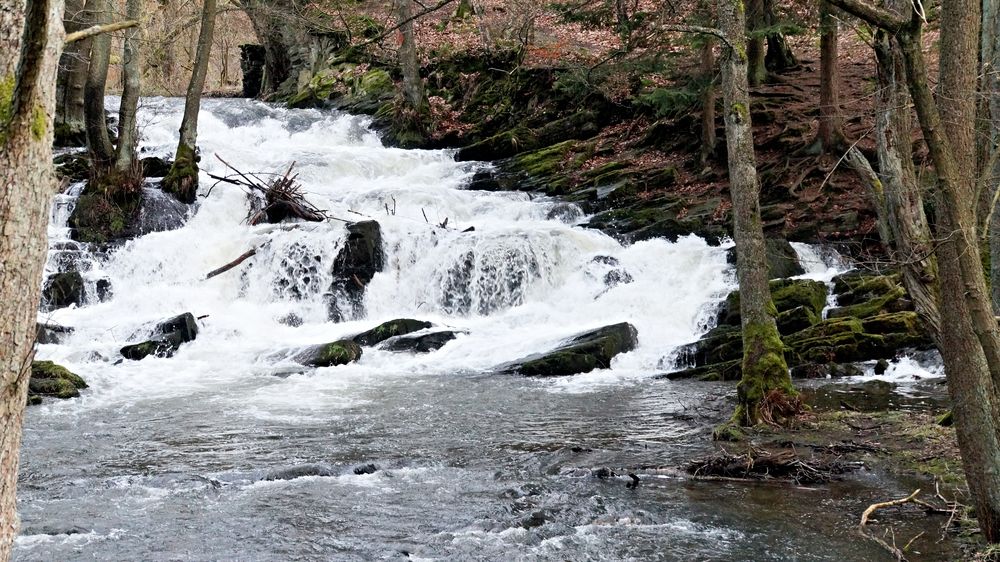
left=209, top=156, right=327, bottom=225
left=66, top=20, right=139, bottom=43
left=206, top=248, right=257, bottom=279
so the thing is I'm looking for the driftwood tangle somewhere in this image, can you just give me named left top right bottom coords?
left=208, top=155, right=327, bottom=225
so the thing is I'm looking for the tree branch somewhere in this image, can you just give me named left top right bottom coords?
left=65, top=20, right=139, bottom=44
left=825, top=0, right=909, bottom=32
left=352, top=0, right=457, bottom=49
left=659, top=24, right=734, bottom=51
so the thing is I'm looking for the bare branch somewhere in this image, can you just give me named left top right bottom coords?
left=65, top=20, right=139, bottom=44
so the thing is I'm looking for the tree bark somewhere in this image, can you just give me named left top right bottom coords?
left=113, top=0, right=141, bottom=173
left=396, top=0, right=426, bottom=115
left=745, top=0, right=766, bottom=86
left=716, top=0, right=794, bottom=433
left=0, top=0, right=64, bottom=557
left=814, top=0, right=845, bottom=152
left=700, top=34, right=717, bottom=164
left=83, top=0, right=114, bottom=165
left=163, top=0, right=217, bottom=204
left=242, top=0, right=292, bottom=96
left=55, top=0, right=90, bottom=146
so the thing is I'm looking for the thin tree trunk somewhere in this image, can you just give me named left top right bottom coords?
left=984, top=0, right=1000, bottom=312
left=763, top=0, right=797, bottom=72
left=113, top=0, right=142, bottom=173
left=396, top=0, right=426, bottom=115
left=716, top=0, right=795, bottom=434
left=745, top=0, right=766, bottom=86
left=814, top=0, right=845, bottom=152
left=163, top=0, right=217, bottom=203
left=55, top=0, right=90, bottom=146
left=83, top=0, right=114, bottom=165
left=700, top=35, right=717, bottom=164
left=0, top=0, right=64, bottom=557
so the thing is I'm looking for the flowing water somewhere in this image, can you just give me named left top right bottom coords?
left=18, top=98, right=951, bottom=561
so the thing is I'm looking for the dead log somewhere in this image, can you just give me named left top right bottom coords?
left=206, top=248, right=257, bottom=279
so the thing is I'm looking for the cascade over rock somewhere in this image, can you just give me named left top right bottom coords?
left=329, top=220, right=384, bottom=322
left=120, top=313, right=200, bottom=361
left=383, top=330, right=459, bottom=353
left=42, top=271, right=85, bottom=310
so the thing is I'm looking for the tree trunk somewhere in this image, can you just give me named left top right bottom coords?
left=763, top=0, right=797, bottom=72
left=83, top=0, right=114, bottom=165
left=716, top=0, right=795, bottom=435
left=113, top=0, right=142, bottom=173
left=55, top=0, right=90, bottom=146
left=396, top=0, right=426, bottom=115
left=745, top=0, right=767, bottom=86
left=845, top=22, right=940, bottom=342
left=0, top=0, right=64, bottom=557
left=984, top=0, right=1000, bottom=312
left=902, top=17, right=1000, bottom=543
left=163, top=0, right=217, bottom=204
left=700, top=35, right=717, bottom=164
left=814, top=0, right=845, bottom=152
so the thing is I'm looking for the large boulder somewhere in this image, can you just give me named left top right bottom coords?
left=329, top=221, right=384, bottom=321
left=28, top=361, right=87, bottom=404
left=120, top=313, right=199, bottom=361
left=42, top=271, right=85, bottom=310
left=383, top=330, right=459, bottom=353
left=501, top=323, right=639, bottom=377
left=293, top=340, right=363, bottom=367
left=352, top=318, right=432, bottom=347
left=726, top=238, right=805, bottom=280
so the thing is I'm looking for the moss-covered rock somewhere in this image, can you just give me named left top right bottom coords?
left=68, top=172, right=143, bottom=245
left=502, top=322, right=638, bottom=377
left=352, top=318, right=432, bottom=347
left=28, top=361, right=87, bottom=403
left=657, top=359, right=741, bottom=381
left=293, top=339, right=363, bottom=367
left=719, top=279, right=827, bottom=327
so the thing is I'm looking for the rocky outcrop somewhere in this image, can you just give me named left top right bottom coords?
left=28, top=361, right=87, bottom=404
left=352, top=318, right=432, bottom=347
left=662, top=272, right=931, bottom=381
left=501, top=322, right=639, bottom=377
left=41, top=271, right=85, bottom=310
left=329, top=221, right=384, bottom=321
left=120, top=313, right=199, bottom=361
left=293, top=339, right=363, bottom=367
left=383, top=330, right=459, bottom=353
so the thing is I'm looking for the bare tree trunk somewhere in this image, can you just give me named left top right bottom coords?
left=113, top=0, right=142, bottom=173
left=83, top=0, right=114, bottom=164
left=55, top=0, right=90, bottom=146
left=745, top=0, right=766, bottom=86
left=396, top=0, right=426, bottom=115
left=901, top=8, right=1000, bottom=541
left=163, top=0, right=217, bottom=204
left=0, top=0, right=64, bottom=557
left=716, top=0, right=795, bottom=436
left=984, top=0, right=1000, bottom=311
left=700, top=35, right=717, bottom=164
left=846, top=21, right=940, bottom=342
left=814, top=0, right=845, bottom=152
left=763, top=0, right=797, bottom=72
